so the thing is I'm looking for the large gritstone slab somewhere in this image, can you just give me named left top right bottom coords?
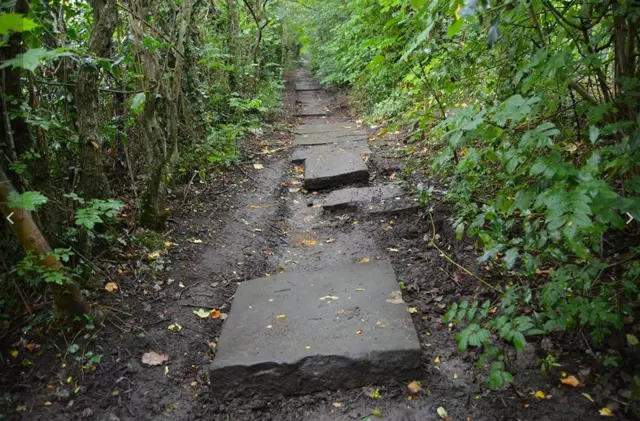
left=291, top=143, right=371, bottom=164
left=322, top=185, right=417, bottom=214
left=293, top=132, right=369, bottom=146
left=209, top=261, right=421, bottom=397
left=295, top=81, right=322, bottom=91
left=295, top=123, right=368, bottom=135
left=304, top=152, right=369, bottom=190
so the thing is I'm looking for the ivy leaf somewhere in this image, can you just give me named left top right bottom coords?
left=0, top=13, right=38, bottom=35
left=7, top=191, right=48, bottom=211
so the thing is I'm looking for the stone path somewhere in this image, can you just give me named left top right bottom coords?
left=210, top=70, right=421, bottom=398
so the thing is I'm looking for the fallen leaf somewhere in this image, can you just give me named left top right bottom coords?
left=353, top=220, right=359, bottom=225
left=294, top=165, right=304, bottom=173
left=105, top=282, right=118, bottom=293
left=627, top=334, right=639, bottom=346
left=164, top=241, right=176, bottom=248
left=210, top=309, right=222, bottom=319
left=16, top=405, right=26, bottom=412
left=276, top=314, right=286, bottom=319
left=305, top=346, right=312, bottom=350
left=371, top=407, right=382, bottom=417
left=253, top=163, right=264, bottom=169
left=44, top=401, right=52, bottom=406
left=191, top=381, right=198, bottom=387
left=193, top=308, right=210, bottom=318
left=560, top=375, right=583, bottom=387
left=535, top=390, right=546, bottom=400
left=356, top=330, right=362, bottom=334
left=434, top=356, right=441, bottom=364
left=355, top=288, right=365, bottom=291
left=164, top=366, right=169, bottom=375
left=332, top=402, right=342, bottom=408
left=375, top=321, right=387, bottom=329
left=407, top=381, right=422, bottom=393
left=168, top=323, right=182, bottom=331
left=301, top=239, right=317, bottom=246
left=599, top=407, right=613, bottom=417
left=187, top=238, right=203, bottom=244
left=453, top=372, right=458, bottom=379
left=386, top=290, right=405, bottom=304
left=141, top=351, right=168, bottom=366
left=148, top=251, right=162, bottom=260
left=266, top=325, right=273, bottom=329
left=407, top=307, right=418, bottom=314
left=437, top=407, right=449, bottom=419
left=326, top=238, right=336, bottom=243
left=388, top=248, right=400, bottom=252
left=582, top=393, right=594, bottom=402
left=10, top=349, right=18, bottom=358
left=24, top=343, right=38, bottom=352
left=359, top=257, right=371, bottom=263
left=319, top=295, right=339, bottom=300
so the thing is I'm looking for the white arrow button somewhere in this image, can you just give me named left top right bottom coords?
left=6, top=212, right=14, bottom=224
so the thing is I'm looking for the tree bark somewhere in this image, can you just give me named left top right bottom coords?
left=0, top=168, right=90, bottom=317
left=75, top=0, right=118, bottom=199
left=227, top=0, right=240, bottom=90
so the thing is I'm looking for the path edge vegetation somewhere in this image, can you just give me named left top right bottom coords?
left=293, top=0, right=640, bottom=408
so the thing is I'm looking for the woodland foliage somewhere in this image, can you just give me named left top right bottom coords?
left=294, top=0, right=640, bottom=396
left=1, top=1, right=292, bottom=318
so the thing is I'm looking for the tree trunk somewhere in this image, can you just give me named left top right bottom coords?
left=75, top=0, right=118, bottom=199
left=0, top=0, right=33, bottom=185
left=227, top=0, right=240, bottom=90
left=0, top=168, right=90, bottom=318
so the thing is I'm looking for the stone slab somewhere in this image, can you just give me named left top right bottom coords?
left=295, top=81, right=322, bottom=91
left=295, top=105, right=329, bottom=117
left=323, top=185, right=420, bottom=214
left=209, top=261, right=421, bottom=397
left=293, top=132, right=369, bottom=146
left=295, top=122, right=367, bottom=135
left=304, top=152, right=369, bottom=190
left=291, top=143, right=371, bottom=164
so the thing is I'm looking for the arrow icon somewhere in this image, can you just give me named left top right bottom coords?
left=6, top=212, right=14, bottom=225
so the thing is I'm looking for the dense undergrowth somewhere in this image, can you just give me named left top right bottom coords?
left=293, top=0, right=640, bottom=412
left=0, top=0, right=295, bottom=362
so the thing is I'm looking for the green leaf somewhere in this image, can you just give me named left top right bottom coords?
left=410, top=0, right=427, bottom=9
left=7, top=191, right=48, bottom=211
left=193, top=308, right=210, bottom=318
left=130, top=92, right=146, bottom=115
left=512, top=331, right=526, bottom=350
left=588, top=126, right=600, bottom=143
left=0, top=13, right=37, bottom=35
left=447, top=18, right=464, bottom=38
left=0, top=48, right=70, bottom=72
left=503, top=248, right=518, bottom=269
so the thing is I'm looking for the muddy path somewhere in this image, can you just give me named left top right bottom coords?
left=2, top=69, right=606, bottom=421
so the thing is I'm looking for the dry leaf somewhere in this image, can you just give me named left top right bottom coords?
left=386, top=290, right=405, bottom=304
left=359, top=257, right=371, bottom=263
left=599, top=407, right=613, bottom=417
left=188, top=238, right=203, bottom=244
left=105, top=282, right=118, bottom=293
left=141, top=351, right=168, bottom=366
left=210, top=309, right=222, bottom=319
left=305, top=346, right=312, bottom=350
left=294, top=166, right=304, bottom=173
left=375, top=321, right=387, bottom=329
left=407, top=381, right=422, bottom=394
left=407, top=307, right=418, bottom=314
left=388, top=248, right=400, bottom=252
left=276, top=314, right=286, bottom=319
left=434, top=356, right=441, bottom=364
left=148, top=251, right=162, bottom=260
left=168, top=323, right=182, bottom=331
left=355, top=288, right=365, bottom=291
left=560, top=375, right=583, bottom=387
left=301, top=239, right=317, bottom=246
left=535, top=390, right=546, bottom=400
left=582, top=393, right=594, bottom=402
left=326, top=238, right=336, bottom=243
left=253, top=163, right=264, bottom=169
left=356, top=330, right=362, bottom=334
left=332, top=402, right=342, bottom=408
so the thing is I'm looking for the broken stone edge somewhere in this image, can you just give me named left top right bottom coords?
left=210, top=348, right=421, bottom=398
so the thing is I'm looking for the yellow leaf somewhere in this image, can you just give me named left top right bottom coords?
left=164, top=241, right=176, bottom=248
left=168, top=323, right=182, bottom=331
left=627, top=334, right=639, bottom=346
left=355, top=288, right=365, bottom=291
left=356, top=330, right=362, bottom=334
left=407, top=307, right=418, bottom=314
left=190, top=381, right=198, bottom=387
left=434, top=356, right=440, bottom=363
left=319, top=295, right=339, bottom=300
left=253, top=163, right=264, bottom=169
left=599, top=407, right=613, bottom=417
left=359, top=257, right=371, bottom=263
left=301, top=239, right=317, bottom=246
left=148, top=251, right=161, bottom=260
left=407, top=381, right=422, bottom=394
left=10, top=349, right=18, bottom=358
left=66, top=376, right=72, bottom=383
left=276, top=314, right=286, bottom=319
left=535, top=390, right=546, bottom=400
left=560, top=375, right=583, bottom=387
left=104, top=282, right=118, bottom=293
left=294, top=166, right=304, bottom=173
left=305, top=346, right=311, bottom=350
left=164, top=366, right=169, bottom=375
left=43, top=401, right=52, bottom=406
